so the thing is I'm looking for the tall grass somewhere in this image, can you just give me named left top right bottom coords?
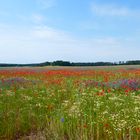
left=0, top=68, right=139, bottom=140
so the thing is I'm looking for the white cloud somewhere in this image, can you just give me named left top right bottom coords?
left=31, top=26, right=70, bottom=41
left=0, top=24, right=139, bottom=63
left=36, top=0, right=55, bottom=9
left=91, top=3, right=140, bottom=17
left=16, top=13, right=45, bottom=25
left=32, top=14, right=44, bottom=24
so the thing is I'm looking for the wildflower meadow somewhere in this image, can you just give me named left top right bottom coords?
left=0, top=67, right=140, bottom=140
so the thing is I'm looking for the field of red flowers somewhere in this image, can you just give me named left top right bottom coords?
left=0, top=67, right=140, bottom=140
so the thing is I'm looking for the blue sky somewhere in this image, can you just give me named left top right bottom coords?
left=0, top=0, right=140, bottom=63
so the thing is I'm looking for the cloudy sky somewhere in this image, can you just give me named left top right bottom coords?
left=0, top=0, right=140, bottom=63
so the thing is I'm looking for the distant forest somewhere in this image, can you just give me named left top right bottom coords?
left=0, top=60, right=140, bottom=67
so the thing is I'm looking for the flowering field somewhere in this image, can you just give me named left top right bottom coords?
left=0, top=67, right=140, bottom=140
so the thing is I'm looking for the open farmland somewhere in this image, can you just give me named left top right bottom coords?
left=0, top=66, right=140, bottom=140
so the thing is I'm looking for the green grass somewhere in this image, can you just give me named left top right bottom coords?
left=0, top=68, right=139, bottom=140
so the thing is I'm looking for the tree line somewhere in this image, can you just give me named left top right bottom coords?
left=0, top=60, right=140, bottom=67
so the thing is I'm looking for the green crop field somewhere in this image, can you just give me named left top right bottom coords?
left=0, top=66, right=140, bottom=140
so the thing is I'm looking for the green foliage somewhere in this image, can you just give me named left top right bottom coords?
left=0, top=60, right=140, bottom=67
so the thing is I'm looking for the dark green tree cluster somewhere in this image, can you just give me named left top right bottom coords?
left=126, top=60, right=140, bottom=65
left=52, top=61, right=71, bottom=66
left=0, top=60, right=140, bottom=67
